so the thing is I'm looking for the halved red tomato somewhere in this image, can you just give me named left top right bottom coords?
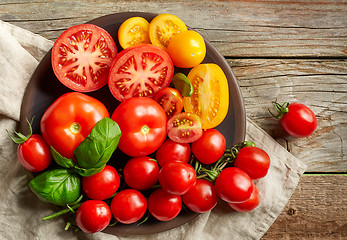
left=154, top=87, right=184, bottom=119
left=167, top=112, right=203, bottom=143
left=108, top=44, right=174, bottom=102
left=51, top=24, right=117, bottom=92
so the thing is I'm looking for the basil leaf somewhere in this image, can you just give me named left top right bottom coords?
left=51, top=146, right=76, bottom=168
left=29, top=169, right=81, bottom=206
left=74, top=118, right=121, bottom=169
left=73, top=164, right=106, bottom=177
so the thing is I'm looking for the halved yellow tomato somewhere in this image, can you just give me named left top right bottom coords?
left=184, top=64, right=229, bottom=129
left=118, top=17, right=151, bottom=49
left=149, top=13, right=187, bottom=49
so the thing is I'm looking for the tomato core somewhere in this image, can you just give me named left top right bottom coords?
left=141, top=125, right=150, bottom=134
left=70, top=122, right=81, bottom=134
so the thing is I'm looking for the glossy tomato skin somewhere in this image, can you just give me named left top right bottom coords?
left=234, top=146, right=270, bottom=180
left=215, top=167, right=254, bottom=203
left=159, top=162, right=196, bottom=196
left=148, top=188, right=182, bottom=221
left=82, top=165, right=120, bottom=200
left=51, top=24, right=117, bottom=92
left=75, top=200, right=111, bottom=233
left=111, top=97, right=167, bottom=157
left=280, top=103, right=317, bottom=138
left=108, top=44, right=174, bottom=102
left=40, top=92, right=109, bottom=159
left=17, top=134, right=52, bottom=172
left=110, top=189, right=147, bottom=224
left=155, top=139, right=191, bottom=167
left=192, top=129, right=226, bottom=165
left=182, top=179, right=218, bottom=213
left=228, top=184, right=260, bottom=212
left=124, top=156, right=159, bottom=190
left=154, top=87, right=184, bottom=119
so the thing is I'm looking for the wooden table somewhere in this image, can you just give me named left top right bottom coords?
left=1, top=0, right=346, bottom=239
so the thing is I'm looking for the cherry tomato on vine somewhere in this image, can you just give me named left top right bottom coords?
left=234, top=146, right=270, bottom=180
left=111, top=97, right=167, bottom=157
left=110, top=189, right=147, bottom=224
left=154, top=87, right=184, bottom=119
left=182, top=179, right=218, bottom=213
left=192, top=129, right=226, bottom=165
left=51, top=24, right=117, bottom=92
left=155, top=139, right=191, bottom=167
left=148, top=188, right=182, bottom=221
left=228, top=184, right=260, bottom=212
left=82, top=165, right=120, bottom=200
left=40, top=92, right=109, bottom=159
left=75, top=200, right=111, bottom=233
left=118, top=17, right=151, bottom=49
left=124, top=156, right=159, bottom=190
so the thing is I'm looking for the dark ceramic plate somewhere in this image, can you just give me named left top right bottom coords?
left=19, top=12, right=246, bottom=236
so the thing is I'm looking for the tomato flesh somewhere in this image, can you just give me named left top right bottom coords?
left=154, top=87, right=184, bottom=119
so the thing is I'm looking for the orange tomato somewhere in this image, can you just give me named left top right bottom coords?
left=118, top=17, right=151, bottom=49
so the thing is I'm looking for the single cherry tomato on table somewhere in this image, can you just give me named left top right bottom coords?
left=155, top=139, right=191, bottom=167
left=108, top=44, right=174, bottom=102
left=154, top=87, right=184, bottom=119
left=40, top=92, right=110, bottom=159
left=118, top=17, right=151, bottom=49
left=51, top=24, right=117, bottom=92
left=75, top=200, right=111, bottom=233
left=228, top=183, right=260, bottom=212
left=111, top=97, right=167, bottom=157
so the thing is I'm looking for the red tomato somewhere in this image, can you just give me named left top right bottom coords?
left=51, top=24, right=117, bottom=92
left=214, top=167, right=253, bottom=203
left=111, top=97, right=167, bottom=157
left=40, top=92, right=109, bottom=159
left=75, top=200, right=111, bottom=233
left=191, top=129, right=226, bottom=164
left=148, top=188, right=182, bottom=221
left=108, top=44, right=174, bottom=102
left=228, top=184, right=260, bottom=212
left=110, top=189, right=147, bottom=224
left=154, top=87, right=184, bottom=119
left=167, top=112, right=203, bottom=143
left=124, top=156, right=159, bottom=190
left=182, top=179, right=218, bottom=213
left=82, top=165, right=120, bottom=200
left=155, top=139, right=191, bottom=167
left=234, top=146, right=270, bottom=180
left=159, top=162, right=196, bottom=196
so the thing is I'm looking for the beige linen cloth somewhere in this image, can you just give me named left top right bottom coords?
left=0, top=20, right=307, bottom=240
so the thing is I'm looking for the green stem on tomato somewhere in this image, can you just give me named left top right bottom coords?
left=42, top=203, right=82, bottom=221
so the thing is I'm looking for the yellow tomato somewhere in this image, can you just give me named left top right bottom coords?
left=149, top=13, right=187, bottom=49
left=166, top=30, right=206, bottom=68
left=184, top=64, right=229, bottom=129
left=118, top=17, right=151, bottom=49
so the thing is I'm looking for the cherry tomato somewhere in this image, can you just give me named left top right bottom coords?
left=184, top=64, right=229, bottom=129
left=111, top=97, right=167, bottom=157
left=124, top=156, right=159, bottom=190
left=182, top=179, right=218, bottom=213
left=167, top=112, right=203, bottom=143
left=110, top=189, right=147, bottom=224
left=159, top=162, right=196, bottom=196
left=148, top=188, right=182, bottom=221
left=40, top=92, right=109, bottom=159
left=149, top=13, right=187, bottom=49
left=155, top=139, right=191, bottom=167
left=234, top=146, right=270, bottom=180
left=51, top=24, right=117, bottom=92
left=191, top=129, right=226, bottom=164
left=75, top=200, right=111, bottom=233
left=228, top=184, right=260, bottom=212
left=154, top=87, right=184, bottom=119
left=214, top=167, right=253, bottom=203
left=166, top=30, right=206, bottom=68
left=82, top=165, right=120, bottom=200
left=118, top=17, right=151, bottom=49
left=108, top=44, right=174, bottom=102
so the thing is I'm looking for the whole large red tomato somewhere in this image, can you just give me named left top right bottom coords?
left=40, top=92, right=110, bottom=159
left=111, top=97, right=167, bottom=157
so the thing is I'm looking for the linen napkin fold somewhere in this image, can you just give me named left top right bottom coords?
left=0, top=20, right=307, bottom=240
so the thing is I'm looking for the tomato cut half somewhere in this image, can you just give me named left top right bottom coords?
left=118, top=17, right=151, bottom=49
left=51, top=24, right=117, bottom=92
left=154, top=87, right=184, bottom=119
left=184, top=64, right=229, bottom=129
left=108, top=44, right=174, bottom=102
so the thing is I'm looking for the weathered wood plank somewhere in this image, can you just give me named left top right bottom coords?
left=262, top=175, right=347, bottom=240
left=0, top=0, right=346, bottom=58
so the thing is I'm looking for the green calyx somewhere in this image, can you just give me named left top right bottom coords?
left=269, top=100, right=289, bottom=119
left=7, top=118, right=34, bottom=144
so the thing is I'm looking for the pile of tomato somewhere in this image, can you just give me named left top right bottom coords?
left=8, top=13, right=286, bottom=234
